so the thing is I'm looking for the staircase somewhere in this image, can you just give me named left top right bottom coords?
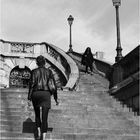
left=0, top=72, right=139, bottom=140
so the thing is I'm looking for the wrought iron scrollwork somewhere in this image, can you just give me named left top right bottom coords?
left=11, top=43, right=34, bottom=53
left=9, top=66, right=31, bottom=88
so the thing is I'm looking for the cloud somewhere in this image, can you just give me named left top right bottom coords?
left=121, top=23, right=139, bottom=54
left=1, top=0, right=139, bottom=63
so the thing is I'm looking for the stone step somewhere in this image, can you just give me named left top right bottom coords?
left=1, top=96, right=109, bottom=104
left=1, top=104, right=126, bottom=113
left=0, top=93, right=79, bottom=99
left=0, top=116, right=79, bottom=126
left=1, top=104, right=137, bottom=126
left=0, top=104, right=136, bottom=120
left=0, top=138, right=35, bottom=140
left=0, top=111, right=132, bottom=123
left=0, top=101, right=118, bottom=109
left=0, top=94, right=124, bottom=108
left=0, top=94, right=83, bottom=102
left=0, top=105, right=137, bottom=124
left=1, top=125, right=139, bottom=137
left=1, top=108, right=125, bottom=119
left=1, top=111, right=134, bottom=125
left=0, top=103, right=121, bottom=111
left=0, top=103, right=102, bottom=111
left=0, top=91, right=113, bottom=99
left=0, top=131, right=139, bottom=140
left=0, top=89, right=80, bottom=94
left=1, top=113, right=137, bottom=128
left=0, top=72, right=139, bottom=140
left=1, top=113, right=139, bottom=132
left=0, top=131, right=34, bottom=138
left=1, top=93, right=115, bottom=104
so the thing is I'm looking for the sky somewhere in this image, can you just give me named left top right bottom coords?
left=0, top=0, right=139, bottom=63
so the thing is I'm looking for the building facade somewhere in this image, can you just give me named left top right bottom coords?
left=0, top=39, right=48, bottom=88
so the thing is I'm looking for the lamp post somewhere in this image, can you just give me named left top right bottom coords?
left=67, top=15, right=74, bottom=52
left=112, top=0, right=123, bottom=62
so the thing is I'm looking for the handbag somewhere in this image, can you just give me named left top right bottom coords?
left=22, top=101, right=53, bottom=134
left=22, top=101, right=35, bottom=133
left=48, top=78, right=56, bottom=95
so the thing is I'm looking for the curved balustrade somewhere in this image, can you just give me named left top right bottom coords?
left=0, top=39, right=79, bottom=90
left=45, top=43, right=79, bottom=90
left=40, top=42, right=71, bottom=78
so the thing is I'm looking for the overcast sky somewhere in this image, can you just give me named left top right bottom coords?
left=0, top=0, right=139, bottom=63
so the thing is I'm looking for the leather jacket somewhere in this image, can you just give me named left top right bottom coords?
left=28, top=66, right=55, bottom=99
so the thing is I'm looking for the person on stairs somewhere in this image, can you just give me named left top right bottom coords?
left=81, top=47, right=94, bottom=75
left=28, top=55, right=59, bottom=140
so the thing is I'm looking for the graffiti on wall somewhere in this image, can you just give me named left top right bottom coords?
left=9, top=66, right=31, bottom=88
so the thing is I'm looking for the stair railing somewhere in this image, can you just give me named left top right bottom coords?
left=41, top=43, right=79, bottom=90
left=67, top=51, right=111, bottom=77
left=109, top=45, right=139, bottom=114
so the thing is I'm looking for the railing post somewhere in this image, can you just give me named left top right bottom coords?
left=112, top=64, right=123, bottom=86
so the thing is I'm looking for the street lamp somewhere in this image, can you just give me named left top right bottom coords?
left=112, top=0, right=123, bottom=62
left=67, top=15, right=74, bottom=52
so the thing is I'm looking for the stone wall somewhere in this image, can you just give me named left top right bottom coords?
left=109, top=45, right=139, bottom=114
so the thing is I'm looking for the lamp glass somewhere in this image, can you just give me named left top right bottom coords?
left=112, top=0, right=121, bottom=6
left=67, top=15, right=74, bottom=25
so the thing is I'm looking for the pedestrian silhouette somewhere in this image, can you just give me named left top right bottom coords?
left=28, top=55, right=59, bottom=140
left=81, top=47, right=94, bottom=74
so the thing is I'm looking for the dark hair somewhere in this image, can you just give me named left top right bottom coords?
left=36, top=55, right=46, bottom=67
left=84, top=47, right=92, bottom=54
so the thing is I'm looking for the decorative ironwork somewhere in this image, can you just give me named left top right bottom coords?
left=9, top=66, right=31, bottom=88
left=11, top=43, right=34, bottom=53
